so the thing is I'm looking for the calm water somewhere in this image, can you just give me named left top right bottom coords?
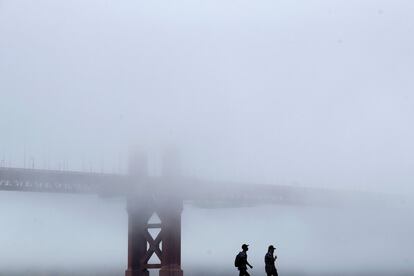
left=0, top=192, right=413, bottom=275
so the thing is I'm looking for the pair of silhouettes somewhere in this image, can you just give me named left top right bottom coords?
left=235, top=244, right=278, bottom=276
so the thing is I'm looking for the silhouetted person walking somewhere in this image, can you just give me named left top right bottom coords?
left=265, top=245, right=278, bottom=276
left=235, top=244, right=253, bottom=276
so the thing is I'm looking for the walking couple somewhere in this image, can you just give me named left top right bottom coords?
left=235, top=244, right=278, bottom=276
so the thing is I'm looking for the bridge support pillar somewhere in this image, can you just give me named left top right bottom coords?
left=125, top=199, right=151, bottom=276
left=159, top=201, right=184, bottom=276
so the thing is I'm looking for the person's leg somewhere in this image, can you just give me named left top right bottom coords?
left=266, top=270, right=272, bottom=276
left=240, top=268, right=249, bottom=276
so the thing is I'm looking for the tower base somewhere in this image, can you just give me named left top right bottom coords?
left=126, top=269, right=150, bottom=276
left=159, top=265, right=183, bottom=276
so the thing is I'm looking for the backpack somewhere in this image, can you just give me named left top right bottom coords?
left=234, top=253, right=241, bottom=267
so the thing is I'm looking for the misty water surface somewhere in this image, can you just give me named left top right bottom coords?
left=0, top=192, right=412, bottom=275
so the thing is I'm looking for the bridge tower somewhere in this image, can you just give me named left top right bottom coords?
left=125, top=150, right=183, bottom=276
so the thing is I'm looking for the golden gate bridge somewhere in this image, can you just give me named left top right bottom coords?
left=0, top=151, right=385, bottom=276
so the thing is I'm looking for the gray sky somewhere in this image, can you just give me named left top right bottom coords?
left=1, top=0, right=414, bottom=194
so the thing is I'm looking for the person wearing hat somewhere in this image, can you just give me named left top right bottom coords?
left=235, top=244, right=253, bottom=276
left=264, top=245, right=278, bottom=276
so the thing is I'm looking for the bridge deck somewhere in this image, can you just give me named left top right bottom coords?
left=0, top=167, right=393, bottom=207
left=0, top=167, right=129, bottom=195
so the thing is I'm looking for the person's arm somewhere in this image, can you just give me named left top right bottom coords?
left=247, top=260, right=253, bottom=269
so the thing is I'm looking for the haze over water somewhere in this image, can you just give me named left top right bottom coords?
left=0, top=192, right=412, bottom=275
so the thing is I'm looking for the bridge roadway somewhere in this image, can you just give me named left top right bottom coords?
left=0, top=167, right=129, bottom=194
left=0, top=166, right=345, bottom=206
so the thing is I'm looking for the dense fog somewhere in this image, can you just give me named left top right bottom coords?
left=1, top=0, right=413, bottom=275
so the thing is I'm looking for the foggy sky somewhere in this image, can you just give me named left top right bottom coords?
left=1, top=1, right=414, bottom=193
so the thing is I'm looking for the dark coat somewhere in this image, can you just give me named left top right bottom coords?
left=264, top=252, right=277, bottom=273
left=237, top=251, right=248, bottom=270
